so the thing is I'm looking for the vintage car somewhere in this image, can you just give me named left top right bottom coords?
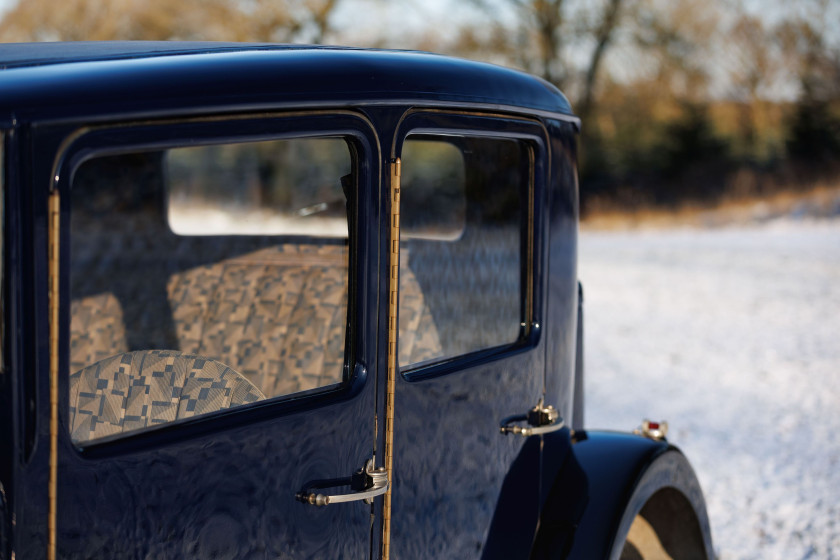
left=0, top=42, right=713, bottom=559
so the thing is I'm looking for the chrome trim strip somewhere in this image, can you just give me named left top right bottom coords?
left=47, top=190, right=60, bottom=560
left=382, top=157, right=401, bottom=560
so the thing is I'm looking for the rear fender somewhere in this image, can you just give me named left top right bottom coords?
left=533, top=431, right=712, bottom=560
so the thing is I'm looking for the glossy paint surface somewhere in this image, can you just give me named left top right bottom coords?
left=0, top=44, right=712, bottom=560
left=391, top=353, right=544, bottom=557
left=0, top=43, right=574, bottom=124
left=543, top=119, right=581, bottom=426
left=566, top=432, right=668, bottom=558
left=531, top=428, right=587, bottom=559
left=57, top=393, right=377, bottom=558
left=8, top=106, right=385, bottom=558
left=388, top=111, right=550, bottom=557
left=30, top=112, right=381, bottom=557
left=553, top=431, right=711, bottom=560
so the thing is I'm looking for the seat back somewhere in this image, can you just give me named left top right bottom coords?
left=70, top=243, right=442, bottom=401
left=70, top=293, right=128, bottom=374
left=166, top=245, right=349, bottom=397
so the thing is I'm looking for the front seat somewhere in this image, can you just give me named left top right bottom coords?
left=68, top=350, right=265, bottom=445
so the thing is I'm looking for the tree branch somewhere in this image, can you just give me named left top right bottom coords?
left=577, top=0, right=623, bottom=122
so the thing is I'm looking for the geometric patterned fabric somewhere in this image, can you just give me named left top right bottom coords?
left=68, top=350, right=265, bottom=445
left=166, top=244, right=351, bottom=397
left=397, top=251, right=442, bottom=367
left=69, top=292, right=128, bottom=374
left=68, top=243, right=442, bottom=442
left=165, top=244, right=440, bottom=389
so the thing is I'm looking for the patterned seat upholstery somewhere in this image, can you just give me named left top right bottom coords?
left=68, top=243, right=443, bottom=436
left=69, top=293, right=128, bottom=374
left=167, top=244, right=350, bottom=397
left=68, top=350, right=265, bottom=445
left=165, top=244, right=442, bottom=393
left=398, top=254, right=442, bottom=366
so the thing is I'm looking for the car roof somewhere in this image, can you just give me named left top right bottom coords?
left=0, top=42, right=576, bottom=124
left=0, top=41, right=289, bottom=68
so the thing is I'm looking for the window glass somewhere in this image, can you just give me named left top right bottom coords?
left=167, top=139, right=350, bottom=237
left=68, top=137, right=353, bottom=445
left=400, top=140, right=466, bottom=241
left=398, top=135, right=529, bottom=369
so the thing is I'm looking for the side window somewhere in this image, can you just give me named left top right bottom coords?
left=398, top=135, right=530, bottom=369
left=68, top=136, right=354, bottom=445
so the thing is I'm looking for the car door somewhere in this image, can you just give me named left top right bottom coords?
left=387, top=111, right=556, bottom=557
left=18, top=112, right=388, bottom=558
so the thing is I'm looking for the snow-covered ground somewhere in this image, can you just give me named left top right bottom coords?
left=580, top=219, right=840, bottom=560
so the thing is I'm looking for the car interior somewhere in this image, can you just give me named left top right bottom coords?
left=66, top=134, right=526, bottom=445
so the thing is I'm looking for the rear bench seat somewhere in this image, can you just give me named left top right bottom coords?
left=68, top=243, right=440, bottom=443
left=167, top=244, right=350, bottom=397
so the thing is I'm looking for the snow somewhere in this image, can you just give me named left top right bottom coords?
left=579, top=219, right=840, bottom=560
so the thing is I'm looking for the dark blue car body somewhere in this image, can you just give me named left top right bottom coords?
left=0, top=43, right=712, bottom=559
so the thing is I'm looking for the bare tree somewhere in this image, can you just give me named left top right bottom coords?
left=308, top=0, right=339, bottom=44
left=461, top=0, right=722, bottom=123
left=776, top=18, right=840, bottom=103
left=0, top=0, right=343, bottom=44
left=726, top=14, right=775, bottom=155
left=465, top=0, right=620, bottom=98
left=577, top=0, right=623, bottom=122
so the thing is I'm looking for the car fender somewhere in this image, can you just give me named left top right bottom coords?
left=532, top=430, right=713, bottom=560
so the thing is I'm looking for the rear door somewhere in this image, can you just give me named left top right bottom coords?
left=388, top=112, right=553, bottom=557
left=28, top=113, right=387, bottom=558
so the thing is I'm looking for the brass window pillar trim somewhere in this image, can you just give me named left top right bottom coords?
left=382, top=157, right=400, bottom=560
left=47, top=190, right=60, bottom=560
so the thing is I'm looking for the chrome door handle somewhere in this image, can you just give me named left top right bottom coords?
left=296, top=458, right=389, bottom=507
left=500, top=402, right=564, bottom=436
